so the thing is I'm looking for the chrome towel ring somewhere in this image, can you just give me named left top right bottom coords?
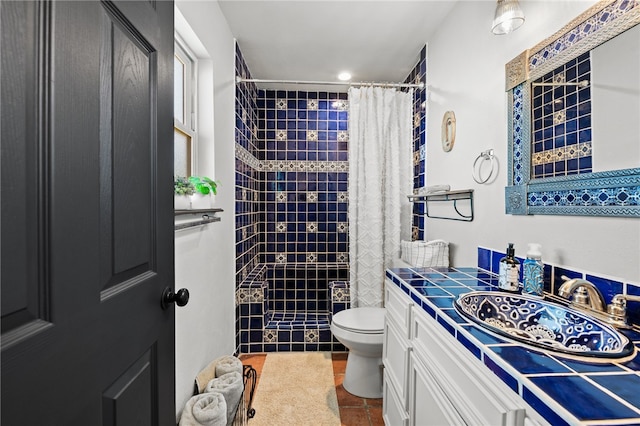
left=472, top=149, right=497, bottom=184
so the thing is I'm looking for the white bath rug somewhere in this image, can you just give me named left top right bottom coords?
left=249, top=352, right=340, bottom=426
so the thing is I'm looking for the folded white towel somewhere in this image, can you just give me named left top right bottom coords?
left=205, top=372, right=244, bottom=426
left=214, top=355, right=243, bottom=378
left=418, top=184, right=450, bottom=195
left=179, top=393, right=227, bottom=426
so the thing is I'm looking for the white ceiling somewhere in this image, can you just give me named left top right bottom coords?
left=217, top=0, right=460, bottom=90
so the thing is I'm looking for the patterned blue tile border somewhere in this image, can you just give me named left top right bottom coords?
left=529, top=0, right=639, bottom=72
left=511, top=85, right=525, bottom=186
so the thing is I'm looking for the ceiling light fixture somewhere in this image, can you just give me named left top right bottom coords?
left=492, top=0, right=525, bottom=35
left=337, top=72, right=352, bottom=81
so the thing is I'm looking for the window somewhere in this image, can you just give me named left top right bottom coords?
left=174, top=39, right=197, bottom=177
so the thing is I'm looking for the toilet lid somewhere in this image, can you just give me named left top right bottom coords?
left=332, top=307, right=385, bottom=334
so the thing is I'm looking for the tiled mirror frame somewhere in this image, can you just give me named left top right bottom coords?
left=504, top=0, right=640, bottom=217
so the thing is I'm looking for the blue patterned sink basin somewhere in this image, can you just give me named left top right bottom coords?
left=455, top=291, right=635, bottom=361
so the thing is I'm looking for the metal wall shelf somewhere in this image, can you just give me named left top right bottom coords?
left=174, top=208, right=223, bottom=231
left=408, top=189, right=474, bottom=222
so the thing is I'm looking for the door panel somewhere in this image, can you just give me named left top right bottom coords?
left=100, top=3, right=154, bottom=293
left=0, top=0, right=49, bottom=339
left=102, top=347, right=156, bottom=426
left=1, top=1, right=175, bottom=424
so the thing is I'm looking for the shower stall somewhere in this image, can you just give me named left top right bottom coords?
left=234, top=66, right=352, bottom=352
left=234, top=42, right=427, bottom=353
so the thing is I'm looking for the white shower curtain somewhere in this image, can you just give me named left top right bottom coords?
left=348, top=86, right=413, bottom=307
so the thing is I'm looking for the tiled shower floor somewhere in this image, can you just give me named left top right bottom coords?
left=239, top=352, right=383, bottom=426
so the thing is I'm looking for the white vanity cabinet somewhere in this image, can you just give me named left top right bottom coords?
left=383, top=278, right=545, bottom=426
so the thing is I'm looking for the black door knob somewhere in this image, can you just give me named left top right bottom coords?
left=161, top=287, right=190, bottom=310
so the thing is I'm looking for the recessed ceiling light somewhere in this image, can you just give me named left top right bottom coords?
left=338, top=72, right=352, bottom=81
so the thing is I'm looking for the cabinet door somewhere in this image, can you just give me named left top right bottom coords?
left=385, top=280, right=412, bottom=336
left=383, top=316, right=411, bottom=407
left=412, top=308, right=526, bottom=426
left=409, top=352, right=466, bottom=426
left=383, top=371, right=409, bottom=426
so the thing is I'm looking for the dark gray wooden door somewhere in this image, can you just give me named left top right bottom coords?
left=1, top=1, right=175, bottom=424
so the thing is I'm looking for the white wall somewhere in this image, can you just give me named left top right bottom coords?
left=174, top=1, right=237, bottom=420
left=424, top=0, right=640, bottom=283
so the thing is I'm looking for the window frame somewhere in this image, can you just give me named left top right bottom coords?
left=174, top=35, right=198, bottom=177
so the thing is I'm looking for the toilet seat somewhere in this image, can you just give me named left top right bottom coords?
left=332, top=307, right=385, bottom=334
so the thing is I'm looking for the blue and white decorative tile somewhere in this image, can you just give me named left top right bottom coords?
left=235, top=289, right=251, bottom=305
left=276, top=130, right=287, bottom=141
left=306, top=253, right=317, bottom=263
left=337, top=131, right=349, bottom=142
left=337, top=192, right=348, bottom=203
left=276, top=253, right=286, bottom=264
left=332, top=100, right=348, bottom=110
left=276, top=222, right=287, bottom=233
left=337, top=223, right=348, bottom=233
left=263, top=329, right=277, bottom=343
left=306, top=222, right=317, bottom=233
left=304, top=329, right=320, bottom=343
left=307, top=191, right=318, bottom=202
left=277, top=191, right=287, bottom=203
left=276, top=99, right=287, bottom=110
left=337, top=252, right=348, bottom=263
left=332, top=287, right=349, bottom=303
left=307, top=130, right=318, bottom=141
left=419, top=144, right=425, bottom=161
left=307, top=99, right=318, bottom=110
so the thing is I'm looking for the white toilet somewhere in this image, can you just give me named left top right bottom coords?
left=331, top=307, right=386, bottom=398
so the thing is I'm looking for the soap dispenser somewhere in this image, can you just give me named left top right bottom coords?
left=523, top=243, right=543, bottom=297
left=498, top=243, right=520, bottom=292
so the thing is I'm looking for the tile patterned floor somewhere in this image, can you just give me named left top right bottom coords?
left=239, top=352, right=383, bottom=426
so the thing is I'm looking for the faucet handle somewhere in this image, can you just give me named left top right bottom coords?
left=572, top=286, right=590, bottom=307
left=607, top=294, right=630, bottom=328
left=608, top=295, right=626, bottom=317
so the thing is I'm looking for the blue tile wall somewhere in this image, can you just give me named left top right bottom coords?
left=258, top=89, right=350, bottom=265
left=235, top=43, right=262, bottom=351
left=234, top=42, right=351, bottom=353
left=477, top=246, right=640, bottom=326
left=406, top=46, right=427, bottom=240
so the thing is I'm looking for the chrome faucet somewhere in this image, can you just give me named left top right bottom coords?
left=557, top=276, right=606, bottom=312
left=557, top=275, right=639, bottom=329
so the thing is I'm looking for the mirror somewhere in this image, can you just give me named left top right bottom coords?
left=505, top=0, right=640, bottom=217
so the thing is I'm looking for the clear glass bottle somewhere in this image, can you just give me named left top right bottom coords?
left=498, top=243, right=520, bottom=292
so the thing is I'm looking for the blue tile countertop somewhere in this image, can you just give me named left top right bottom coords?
left=385, top=266, right=640, bottom=426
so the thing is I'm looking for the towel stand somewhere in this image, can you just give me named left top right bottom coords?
left=231, top=365, right=257, bottom=425
left=191, top=363, right=257, bottom=425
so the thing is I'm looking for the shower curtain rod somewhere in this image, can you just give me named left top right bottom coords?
left=235, top=76, right=424, bottom=89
